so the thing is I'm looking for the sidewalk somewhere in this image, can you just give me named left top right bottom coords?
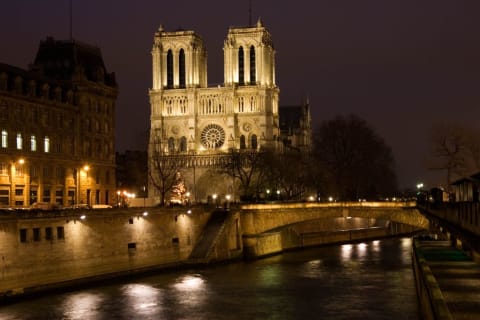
left=415, top=240, right=480, bottom=319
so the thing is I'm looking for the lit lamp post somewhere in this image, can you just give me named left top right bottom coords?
left=266, top=189, right=270, bottom=201
left=116, top=190, right=121, bottom=207
left=77, top=165, right=89, bottom=205
left=142, top=185, right=147, bottom=208
left=212, top=193, right=218, bottom=207
left=225, top=194, right=231, bottom=209
left=11, top=158, right=25, bottom=207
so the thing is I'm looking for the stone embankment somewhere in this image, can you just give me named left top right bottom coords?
left=1, top=202, right=423, bottom=301
left=412, top=239, right=480, bottom=320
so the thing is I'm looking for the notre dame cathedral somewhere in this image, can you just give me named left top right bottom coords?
left=148, top=19, right=310, bottom=204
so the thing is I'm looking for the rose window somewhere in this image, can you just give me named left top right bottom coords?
left=201, top=124, right=225, bottom=149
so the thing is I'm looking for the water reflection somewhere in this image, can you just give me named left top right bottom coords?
left=0, top=238, right=418, bottom=320
left=171, top=274, right=207, bottom=310
left=61, top=292, right=105, bottom=320
left=121, top=284, right=162, bottom=316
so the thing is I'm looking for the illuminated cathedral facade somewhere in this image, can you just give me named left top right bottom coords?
left=148, top=20, right=283, bottom=203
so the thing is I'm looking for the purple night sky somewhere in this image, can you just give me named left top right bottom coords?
left=1, top=0, right=480, bottom=189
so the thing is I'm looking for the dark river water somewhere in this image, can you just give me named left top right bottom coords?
left=0, top=237, right=419, bottom=320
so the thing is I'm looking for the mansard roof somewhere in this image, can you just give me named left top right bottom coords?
left=31, top=37, right=116, bottom=87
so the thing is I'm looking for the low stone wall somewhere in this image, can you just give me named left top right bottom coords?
left=0, top=207, right=212, bottom=299
left=411, top=240, right=453, bottom=320
left=243, top=227, right=404, bottom=259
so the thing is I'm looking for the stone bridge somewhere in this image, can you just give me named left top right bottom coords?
left=239, top=201, right=429, bottom=235
left=237, top=201, right=428, bottom=258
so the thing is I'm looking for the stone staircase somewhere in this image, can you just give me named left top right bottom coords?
left=188, top=209, right=229, bottom=263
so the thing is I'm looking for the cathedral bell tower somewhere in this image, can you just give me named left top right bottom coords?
left=151, top=25, right=207, bottom=90
left=223, top=18, right=276, bottom=87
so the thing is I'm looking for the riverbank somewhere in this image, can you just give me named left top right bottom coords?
left=412, top=239, right=480, bottom=319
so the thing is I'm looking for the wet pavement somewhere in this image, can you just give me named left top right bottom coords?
left=415, top=241, right=480, bottom=319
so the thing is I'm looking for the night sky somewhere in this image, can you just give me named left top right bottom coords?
left=1, top=0, right=480, bottom=189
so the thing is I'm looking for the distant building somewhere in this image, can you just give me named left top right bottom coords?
left=0, top=37, right=117, bottom=207
left=279, top=101, right=312, bottom=153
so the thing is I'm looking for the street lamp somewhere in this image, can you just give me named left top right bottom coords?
left=225, top=194, right=231, bottom=209
left=77, top=164, right=90, bottom=205
left=11, top=158, right=26, bottom=207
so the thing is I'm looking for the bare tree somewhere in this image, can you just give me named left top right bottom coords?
left=218, top=149, right=266, bottom=201
left=313, top=114, right=397, bottom=200
left=149, top=149, right=186, bottom=206
left=429, top=123, right=480, bottom=189
left=262, top=150, right=312, bottom=200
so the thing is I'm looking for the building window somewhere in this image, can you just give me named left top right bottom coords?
left=56, top=167, right=65, bottom=179
left=33, top=228, right=40, bottom=242
left=68, top=190, right=75, bottom=205
left=16, top=133, right=22, bottom=150
left=180, top=136, right=187, bottom=152
left=31, top=135, right=37, bottom=151
left=240, top=135, right=246, bottom=149
left=168, top=137, right=175, bottom=153
left=57, top=226, right=65, bottom=240
left=45, top=227, right=53, bottom=241
left=30, top=189, right=37, bottom=205
left=44, top=136, right=50, bottom=153
left=179, top=49, right=186, bottom=88
left=55, top=190, right=63, bottom=204
left=0, top=189, right=8, bottom=205
left=30, top=166, right=37, bottom=178
left=0, top=163, right=7, bottom=176
left=167, top=49, right=174, bottom=88
left=239, top=97, right=244, bottom=112
left=250, top=46, right=256, bottom=84
left=238, top=47, right=244, bottom=85
left=251, top=134, right=258, bottom=149
left=1, top=130, right=7, bottom=148
left=43, top=166, right=51, bottom=179
left=43, top=189, right=51, bottom=202
left=19, top=229, right=27, bottom=243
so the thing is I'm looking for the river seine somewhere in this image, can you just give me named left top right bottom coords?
left=0, top=237, right=419, bottom=319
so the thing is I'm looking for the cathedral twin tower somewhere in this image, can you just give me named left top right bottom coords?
left=149, top=20, right=280, bottom=202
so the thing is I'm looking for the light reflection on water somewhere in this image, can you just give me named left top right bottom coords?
left=0, top=238, right=418, bottom=320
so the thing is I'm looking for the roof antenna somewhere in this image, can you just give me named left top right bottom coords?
left=69, top=0, right=73, bottom=40
left=248, top=0, right=252, bottom=26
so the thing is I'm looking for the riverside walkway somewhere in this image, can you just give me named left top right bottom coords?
left=413, top=240, right=480, bottom=320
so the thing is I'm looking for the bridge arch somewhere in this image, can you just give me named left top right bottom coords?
left=239, top=202, right=429, bottom=235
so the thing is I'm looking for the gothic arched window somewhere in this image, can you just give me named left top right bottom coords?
left=179, top=49, right=186, bottom=88
left=250, top=46, right=256, bottom=84
left=240, top=135, right=246, bottom=149
left=167, top=50, right=174, bottom=88
left=238, top=46, right=244, bottom=85
left=180, top=136, right=187, bottom=152
left=168, top=137, right=175, bottom=153
left=251, top=134, right=257, bottom=150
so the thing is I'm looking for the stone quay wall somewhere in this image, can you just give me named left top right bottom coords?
left=0, top=207, right=212, bottom=298
left=0, top=202, right=423, bottom=300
